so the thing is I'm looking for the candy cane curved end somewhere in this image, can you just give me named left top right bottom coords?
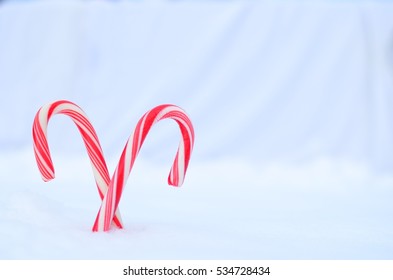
left=32, top=100, right=95, bottom=181
left=93, top=104, right=195, bottom=232
left=32, top=100, right=123, bottom=229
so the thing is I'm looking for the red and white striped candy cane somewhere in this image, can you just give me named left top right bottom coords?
left=93, top=104, right=194, bottom=232
left=32, top=100, right=123, bottom=228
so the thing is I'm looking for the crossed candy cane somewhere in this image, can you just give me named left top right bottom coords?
left=92, top=104, right=194, bottom=232
left=32, top=100, right=194, bottom=232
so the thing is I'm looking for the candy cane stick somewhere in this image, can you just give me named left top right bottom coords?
left=93, top=104, right=194, bottom=232
left=32, top=100, right=123, bottom=228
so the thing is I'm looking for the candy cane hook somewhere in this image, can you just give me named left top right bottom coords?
left=32, top=100, right=123, bottom=228
left=93, top=104, right=195, bottom=232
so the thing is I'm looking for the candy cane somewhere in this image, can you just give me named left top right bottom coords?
left=93, top=104, right=194, bottom=232
left=32, top=100, right=123, bottom=228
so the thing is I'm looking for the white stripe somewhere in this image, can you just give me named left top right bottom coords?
left=90, top=164, right=106, bottom=194
left=53, top=102, right=85, bottom=116
left=177, top=139, right=185, bottom=185
left=137, top=112, right=149, bottom=150
left=153, top=105, right=182, bottom=124
left=97, top=194, right=108, bottom=231
left=38, top=104, right=51, bottom=134
left=109, top=170, right=119, bottom=228
left=124, top=131, right=135, bottom=176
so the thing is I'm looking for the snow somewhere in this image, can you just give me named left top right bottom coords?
left=1, top=150, right=393, bottom=259
left=1, top=0, right=393, bottom=259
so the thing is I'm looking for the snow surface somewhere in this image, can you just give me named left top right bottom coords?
left=1, top=0, right=393, bottom=259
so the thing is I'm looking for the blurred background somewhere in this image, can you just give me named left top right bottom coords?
left=0, top=0, right=393, bottom=259
left=0, top=0, right=393, bottom=172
